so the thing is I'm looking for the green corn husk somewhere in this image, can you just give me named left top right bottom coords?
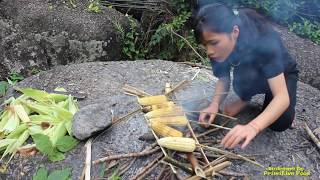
left=49, top=122, right=67, bottom=146
left=6, top=123, right=28, bottom=139
left=1, top=130, right=29, bottom=161
left=21, top=100, right=52, bottom=115
left=2, top=113, right=20, bottom=135
left=17, top=88, right=68, bottom=103
left=52, top=105, right=73, bottom=122
left=0, top=87, right=78, bottom=162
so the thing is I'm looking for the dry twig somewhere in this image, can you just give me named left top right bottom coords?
left=93, top=147, right=160, bottom=164
left=304, top=122, right=320, bottom=150
left=130, top=154, right=163, bottom=180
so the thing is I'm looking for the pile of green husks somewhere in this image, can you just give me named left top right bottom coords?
left=0, top=88, right=79, bottom=162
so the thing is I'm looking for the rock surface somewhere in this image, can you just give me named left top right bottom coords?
left=1, top=60, right=319, bottom=179
left=72, top=103, right=113, bottom=140
left=0, top=0, right=129, bottom=80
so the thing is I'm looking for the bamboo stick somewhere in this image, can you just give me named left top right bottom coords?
left=304, top=122, right=320, bottom=150
left=85, top=139, right=92, bottom=180
left=163, top=156, right=193, bottom=174
left=199, top=145, right=264, bottom=168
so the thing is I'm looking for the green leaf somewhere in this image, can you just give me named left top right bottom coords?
left=32, top=134, right=54, bottom=155
left=47, top=168, right=71, bottom=180
left=0, top=81, right=9, bottom=96
left=56, top=136, right=78, bottom=152
left=33, top=167, right=48, bottom=180
left=48, top=149, right=65, bottom=162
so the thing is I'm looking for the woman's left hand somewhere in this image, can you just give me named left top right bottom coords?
left=221, top=124, right=258, bottom=149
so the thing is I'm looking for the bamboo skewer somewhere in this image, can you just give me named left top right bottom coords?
left=199, top=144, right=264, bottom=168
left=185, top=110, right=238, bottom=120
left=165, top=80, right=189, bottom=96
left=304, top=122, right=320, bottom=150
left=85, top=138, right=92, bottom=180
left=189, top=120, right=232, bottom=130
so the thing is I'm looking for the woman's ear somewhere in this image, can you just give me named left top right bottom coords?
left=232, top=25, right=240, bottom=39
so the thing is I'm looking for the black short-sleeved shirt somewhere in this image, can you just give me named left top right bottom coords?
left=210, top=29, right=299, bottom=101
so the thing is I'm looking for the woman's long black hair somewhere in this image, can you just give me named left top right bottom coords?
left=193, top=3, right=275, bottom=50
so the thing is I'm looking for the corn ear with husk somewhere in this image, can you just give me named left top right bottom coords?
left=13, top=104, right=31, bottom=123
left=138, top=95, right=168, bottom=106
left=151, top=121, right=183, bottom=137
left=150, top=116, right=188, bottom=126
left=157, top=137, right=196, bottom=152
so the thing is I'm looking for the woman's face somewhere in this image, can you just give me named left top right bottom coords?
left=201, top=26, right=239, bottom=62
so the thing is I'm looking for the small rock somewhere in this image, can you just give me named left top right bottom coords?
left=72, top=103, right=112, bottom=140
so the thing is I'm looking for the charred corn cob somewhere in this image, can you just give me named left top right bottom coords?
left=145, top=107, right=184, bottom=119
left=157, top=137, right=196, bottom=152
left=150, top=116, right=188, bottom=126
left=151, top=121, right=183, bottom=137
left=151, top=101, right=175, bottom=110
left=137, top=95, right=168, bottom=106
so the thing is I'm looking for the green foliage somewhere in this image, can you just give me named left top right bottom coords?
left=232, top=0, right=320, bottom=44
left=289, top=18, right=320, bottom=44
left=32, top=134, right=78, bottom=162
left=8, top=72, right=24, bottom=84
left=115, top=16, right=147, bottom=60
left=33, top=167, right=71, bottom=180
left=33, top=167, right=48, bottom=180
left=112, top=0, right=206, bottom=63
left=88, top=0, right=102, bottom=13
left=0, top=81, right=9, bottom=97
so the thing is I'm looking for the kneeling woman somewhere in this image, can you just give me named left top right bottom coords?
left=193, top=4, right=299, bottom=149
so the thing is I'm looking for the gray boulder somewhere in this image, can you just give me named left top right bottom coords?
left=72, top=103, right=112, bottom=140
left=0, top=0, right=129, bottom=80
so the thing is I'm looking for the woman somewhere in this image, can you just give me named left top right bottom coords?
left=193, top=4, right=299, bottom=149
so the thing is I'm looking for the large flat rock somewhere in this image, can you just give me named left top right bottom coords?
left=2, top=60, right=320, bottom=179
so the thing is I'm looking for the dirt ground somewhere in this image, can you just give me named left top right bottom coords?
left=1, top=60, right=319, bottom=180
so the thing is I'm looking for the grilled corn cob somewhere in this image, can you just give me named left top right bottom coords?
left=145, top=107, right=184, bottom=119
left=151, top=101, right=175, bottom=110
left=137, top=95, right=168, bottom=106
left=150, top=116, right=188, bottom=126
left=151, top=121, right=183, bottom=137
left=157, top=137, right=196, bottom=152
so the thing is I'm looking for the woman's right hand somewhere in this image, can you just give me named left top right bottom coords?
left=198, top=102, right=219, bottom=128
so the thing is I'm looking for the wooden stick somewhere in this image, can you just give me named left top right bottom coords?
left=197, top=119, right=231, bottom=138
left=93, top=147, right=160, bottom=164
left=85, top=138, right=92, bottom=180
left=200, top=145, right=264, bottom=168
left=118, top=158, right=137, bottom=176
left=186, top=161, right=232, bottom=180
left=165, top=80, right=189, bottom=96
left=130, top=154, right=163, bottom=180
left=189, top=120, right=231, bottom=130
left=203, top=155, right=227, bottom=169
left=186, top=123, right=210, bottom=165
left=185, top=110, right=237, bottom=120
left=304, top=122, right=320, bottom=150
left=122, top=84, right=152, bottom=97
left=112, top=108, right=142, bottom=125
left=163, top=156, right=193, bottom=174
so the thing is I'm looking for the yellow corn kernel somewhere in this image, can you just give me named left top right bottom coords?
left=137, top=95, right=168, bottom=106
left=157, top=137, right=196, bottom=152
left=151, top=101, right=175, bottom=110
left=151, top=121, right=183, bottom=137
left=150, top=116, right=188, bottom=126
left=145, top=107, right=184, bottom=119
